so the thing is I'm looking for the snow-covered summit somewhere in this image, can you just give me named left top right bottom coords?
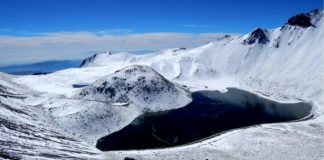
left=80, top=51, right=113, bottom=67
left=79, top=51, right=136, bottom=68
left=241, top=28, right=269, bottom=45
left=76, top=65, right=191, bottom=111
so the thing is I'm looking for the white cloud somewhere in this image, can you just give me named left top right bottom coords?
left=96, top=29, right=133, bottom=34
left=0, top=32, right=235, bottom=66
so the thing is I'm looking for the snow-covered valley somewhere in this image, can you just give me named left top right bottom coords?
left=1, top=9, right=323, bottom=160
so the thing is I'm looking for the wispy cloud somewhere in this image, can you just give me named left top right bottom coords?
left=0, top=31, right=235, bottom=66
left=96, top=29, right=133, bottom=34
left=0, top=28, right=134, bottom=37
left=176, top=24, right=212, bottom=28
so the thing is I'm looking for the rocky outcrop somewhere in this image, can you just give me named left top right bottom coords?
left=241, top=28, right=269, bottom=45
left=287, top=13, right=312, bottom=28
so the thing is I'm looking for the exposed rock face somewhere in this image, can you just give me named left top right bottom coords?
left=287, top=13, right=312, bottom=28
left=241, top=28, right=269, bottom=45
left=0, top=84, right=7, bottom=94
left=80, top=54, right=98, bottom=67
left=172, top=48, right=186, bottom=53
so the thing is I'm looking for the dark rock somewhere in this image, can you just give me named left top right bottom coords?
left=242, top=28, right=269, bottom=45
left=308, top=9, right=320, bottom=16
left=80, top=51, right=112, bottom=67
left=287, top=13, right=312, bottom=28
left=273, top=38, right=280, bottom=48
left=80, top=53, right=97, bottom=67
left=224, top=35, right=230, bottom=38
left=104, top=87, right=116, bottom=98
left=0, top=84, right=8, bottom=94
left=172, top=48, right=186, bottom=53
left=0, top=151, right=21, bottom=160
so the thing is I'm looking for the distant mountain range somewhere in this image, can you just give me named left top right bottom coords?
left=0, top=60, right=82, bottom=75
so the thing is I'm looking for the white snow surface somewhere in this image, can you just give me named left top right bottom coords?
left=1, top=9, right=323, bottom=160
left=45, top=65, right=191, bottom=144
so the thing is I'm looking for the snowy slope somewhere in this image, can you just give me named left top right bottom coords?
left=0, top=73, right=30, bottom=95
left=44, top=65, right=191, bottom=143
left=1, top=9, right=323, bottom=160
left=0, top=73, right=100, bottom=159
left=78, top=9, right=323, bottom=110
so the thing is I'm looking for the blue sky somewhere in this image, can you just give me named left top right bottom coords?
left=0, top=0, right=322, bottom=65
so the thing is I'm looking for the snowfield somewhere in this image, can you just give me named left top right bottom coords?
left=0, top=9, right=323, bottom=160
left=46, top=65, right=191, bottom=144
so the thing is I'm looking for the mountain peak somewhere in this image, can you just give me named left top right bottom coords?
left=284, top=9, right=322, bottom=28
left=80, top=51, right=112, bottom=67
left=287, top=13, right=312, bottom=28
left=241, top=28, right=269, bottom=45
left=307, top=9, right=321, bottom=16
left=76, top=65, right=191, bottom=110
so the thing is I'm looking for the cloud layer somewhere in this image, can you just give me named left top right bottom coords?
left=0, top=31, right=233, bottom=66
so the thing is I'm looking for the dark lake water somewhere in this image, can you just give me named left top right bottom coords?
left=96, top=88, right=312, bottom=151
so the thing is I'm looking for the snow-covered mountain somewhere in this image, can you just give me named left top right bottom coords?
left=0, top=9, right=323, bottom=159
left=78, top=10, right=323, bottom=105
left=45, top=65, right=191, bottom=143
left=76, top=65, right=190, bottom=110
